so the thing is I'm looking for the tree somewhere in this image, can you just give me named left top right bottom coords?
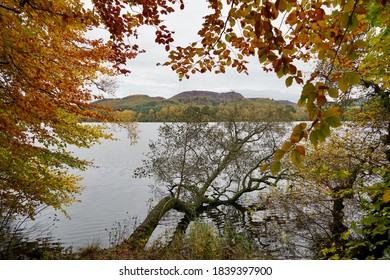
left=258, top=104, right=388, bottom=258
left=94, top=0, right=389, bottom=180
left=2, top=0, right=388, bottom=257
left=128, top=119, right=287, bottom=249
left=82, top=0, right=389, bottom=257
left=0, top=0, right=142, bottom=231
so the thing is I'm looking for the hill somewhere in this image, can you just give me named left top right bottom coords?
left=94, top=90, right=275, bottom=110
left=93, top=94, right=169, bottom=111
left=170, top=90, right=244, bottom=105
left=92, top=90, right=301, bottom=122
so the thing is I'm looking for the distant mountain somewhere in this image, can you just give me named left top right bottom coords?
left=274, top=99, right=298, bottom=108
left=93, top=91, right=296, bottom=112
left=171, top=90, right=244, bottom=101
left=169, top=90, right=245, bottom=106
left=93, top=94, right=167, bottom=110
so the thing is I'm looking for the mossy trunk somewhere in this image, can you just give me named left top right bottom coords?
left=126, top=196, right=197, bottom=250
left=127, top=196, right=178, bottom=250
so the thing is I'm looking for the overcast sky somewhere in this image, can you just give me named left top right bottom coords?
left=93, top=1, right=307, bottom=102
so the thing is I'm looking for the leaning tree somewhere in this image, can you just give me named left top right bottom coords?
left=127, top=114, right=290, bottom=249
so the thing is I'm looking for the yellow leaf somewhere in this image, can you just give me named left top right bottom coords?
left=344, top=0, right=355, bottom=13
left=270, top=161, right=281, bottom=175
left=338, top=74, right=349, bottom=92
left=260, top=163, right=269, bottom=173
left=318, top=49, right=327, bottom=60
left=302, top=83, right=317, bottom=102
left=350, top=14, right=359, bottom=31
left=382, top=190, right=390, bottom=203
left=290, top=125, right=303, bottom=143
left=341, top=13, right=350, bottom=28
left=299, top=122, right=308, bottom=130
left=274, top=149, right=286, bottom=161
left=276, top=0, right=288, bottom=12
left=322, top=107, right=342, bottom=119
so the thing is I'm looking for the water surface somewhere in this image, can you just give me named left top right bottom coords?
left=32, top=123, right=160, bottom=249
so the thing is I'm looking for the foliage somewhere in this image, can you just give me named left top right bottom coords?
left=95, top=0, right=390, bottom=198
left=162, top=0, right=388, bottom=171
left=258, top=120, right=387, bottom=258
left=0, top=0, right=138, bottom=229
left=2, top=0, right=389, bottom=259
left=96, top=93, right=298, bottom=122
left=158, top=220, right=256, bottom=260
left=322, top=168, right=390, bottom=259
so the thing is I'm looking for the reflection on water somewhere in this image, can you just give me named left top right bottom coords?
left=29, top=123, right=160, bottom=249
left=23, top=122, right=310, bottom=258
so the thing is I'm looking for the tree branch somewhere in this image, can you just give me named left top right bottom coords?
left=0, top=4, right=21, bottom=14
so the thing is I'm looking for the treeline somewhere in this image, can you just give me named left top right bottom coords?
left=96, top=99, right=308, bottom=123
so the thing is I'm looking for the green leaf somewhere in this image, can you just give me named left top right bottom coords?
left=274, top=149, right=286, bottom=161
left=297, top=96, right=307, bottom=107
left=302, top=83, right=317, bottom=102
left=350, top=14, right=358, bottom=31
left=326, top=116, right=342, bottom=127
left=346, top=71, right=361, bottom=85
left=309, top=130, right=318, bottom=147
left=328, top=87, right=339, bottom=99
left=316, top=129, right=326, bottom=142
left=347, top=50, right=358, bottom=61
left=285, top=76, right=294, bottom=87
left=281, top=141, right=292, bottom=152
left=321, top=123, right=331, bottom=136
left=341, top=13, right=350, bottom=28
left=270, top=161, right=281, bottom=175
left=341, top=230, right=350, bottom=240
left=338, top=74, right=349, bottom=92
left=290, top=149, right=302, bottom=167
left=321, top=124, right=330, bottom=137
left=277, top=68, right=285, bottom=78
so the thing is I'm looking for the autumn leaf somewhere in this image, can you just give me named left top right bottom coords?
left=382, top=190, right=390, bottom=204
left=260, top=163, right=269, bottom=173
left=274, top=149, right=286, bottom=161
left=270, top=161, right=282, bottom=175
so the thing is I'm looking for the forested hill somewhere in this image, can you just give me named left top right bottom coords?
left=93, top=91, right=307, bottom=122
left=171, top=90, right=245, bottom=103
left=94, top=90, right=246, bottom=109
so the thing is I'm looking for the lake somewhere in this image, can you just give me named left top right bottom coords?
left=27, top=122, right=293, bottom=254
left=30, top=123, right=165, bottom=249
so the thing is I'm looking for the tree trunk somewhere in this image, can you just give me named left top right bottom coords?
left=126, top=196, right=178, bottom=250
left=126, top=196, right=197, bottom=250
left=330, top=196, right=348, bottom=244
